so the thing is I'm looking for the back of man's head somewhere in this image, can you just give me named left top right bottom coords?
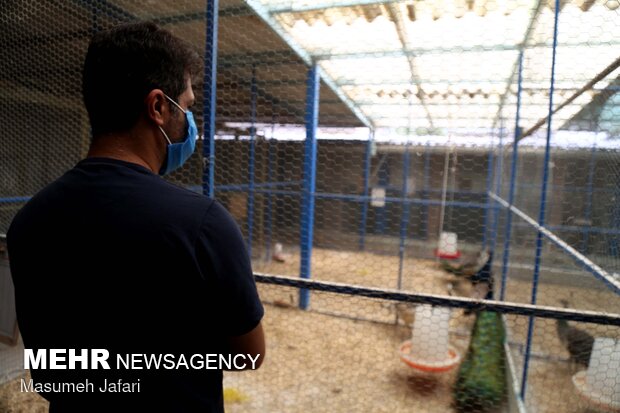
left=82, top=22, right=200, bottom=137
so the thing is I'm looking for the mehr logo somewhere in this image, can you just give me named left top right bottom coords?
left=24, top=349, right=110, bottom=370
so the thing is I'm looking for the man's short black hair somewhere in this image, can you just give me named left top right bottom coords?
left=82, top=22, right=201, bottom=136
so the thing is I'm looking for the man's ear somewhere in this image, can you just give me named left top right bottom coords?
left=145, top=89, right=167, bottom=126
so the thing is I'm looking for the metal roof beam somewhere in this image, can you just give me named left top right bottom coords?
left=520, top=55, right=620, bottom=140
left=218, top=50, right=302, bottom=67
left=244, top=0, right=374, bottom=128
left=313, top=40, right=619, bottom=61
left=219, top=5, right=254, bottom=17
left=223, top=78, right=611, bottom=90
left=314, top=45, right=521, bottom=60
left=269, top=0, right=405, bottom=14
left=74, top=0, right=136, bottom=23
left=492, top=0, right=545, bottom=129
left=385, top=3, right=434, bottom=129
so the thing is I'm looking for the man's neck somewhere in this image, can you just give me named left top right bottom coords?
left=87, top=133, right=160, bottom=173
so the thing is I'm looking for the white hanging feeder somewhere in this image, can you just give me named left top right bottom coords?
left=572, top=337, right=620, bottom=412
left=435, top=146, right=460, bottom=260
left=399, top=305, right=461, bottom=373
left=435, top=231, right=461, bottom=260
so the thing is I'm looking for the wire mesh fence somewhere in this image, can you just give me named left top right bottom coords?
left=1, top=0, right=619, bottom=412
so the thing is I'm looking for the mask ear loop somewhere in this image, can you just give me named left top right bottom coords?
left=158, top=93, right=185, bottom=145
left=163, top=93, right=186, bottom=113
left=158, top=126, right=172, bottom=145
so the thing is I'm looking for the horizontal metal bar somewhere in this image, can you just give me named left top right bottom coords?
left=151, top=11, right=204, bottom=26
left=358, top=102, right=584, bottom=108
left=0, top=197, right=31, bottom=204
left=219, top=5, right=254, bottom=17
left=489, top=192, right=620, bottom=295
left=6, top=191, right=618, bottom=238
left=215, top=188, right=302, bottom=197
left=255, top=273, right=620, bottom=325
left=316, top=192, right=490, bottom=208
left=213, top=188, right=490, bottom=208
left=514, top=222, right=620, bottom=236
left=216, top=181, right=302, bottom=190
left=218, top=50, right=301, bottom=67
left=517, top=183, right=615, bottom=194
left=335, top=78, right=609, bottom=89
left=313, top=41, right=620, bottom=61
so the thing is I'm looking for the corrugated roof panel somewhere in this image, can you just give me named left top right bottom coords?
left=247, top=0, right=618, bottom=133
left=320, top=56, right=412, bottom=84
left=279, top=14, right=401, bottom=56
left=401, top=5, right=532, bottom=50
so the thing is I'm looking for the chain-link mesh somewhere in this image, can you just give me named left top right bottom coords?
left=1, top=0, right=620, bottom=412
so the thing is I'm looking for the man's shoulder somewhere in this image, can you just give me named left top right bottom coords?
left=156, top=180, right=214, bottom=210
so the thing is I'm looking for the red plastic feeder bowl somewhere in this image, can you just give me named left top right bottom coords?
left=398, top=340, right=461, bottom=373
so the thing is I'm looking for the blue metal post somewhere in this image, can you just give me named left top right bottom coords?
left=359, top=130, right=373, bottom=250
left=611, top=185, right=620, bottom=257
left=299, top=64, right=320, bottom=310
left=491, top=119, right=505, bottom=251
left=247, top=65, right=257, bottom=257
left=265, top=109, right=275, bottom=262
left=482, top=146, right=495, bottom=248
left=500, top=50, right=524, bottom=302
left=521, top=0, right=561, bottom=399
left=397, top=146, right=411, bottom=290
left=376, top=159, right=390, bottom=234
left=202, top=0, right=219, bottom=198
left=423, top=145, right=431, bottom=239
left=582, top=143, right=596, bottom=253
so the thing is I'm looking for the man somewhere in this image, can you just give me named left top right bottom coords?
left=7, top=22, right=264, bottom=412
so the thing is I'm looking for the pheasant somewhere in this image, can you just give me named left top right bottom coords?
left=556, top=300, right=594, bottom=369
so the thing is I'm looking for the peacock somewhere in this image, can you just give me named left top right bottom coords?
left=557, top=300, right=594, bottom=369
left=453, top=310, right=507, bottom=412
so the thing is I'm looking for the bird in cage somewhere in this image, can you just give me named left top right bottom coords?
left=441, top=249, right=494, bottom=306
left=394, top=302, right=416, bottom=327
left=557, top=299, right=595, bottom=369
left=440, top=248, right=490, bottom=278
left=272, top=242, right=286, bottom=263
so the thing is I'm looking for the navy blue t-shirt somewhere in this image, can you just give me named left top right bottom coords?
left=7, top=157, right=264, bottom=412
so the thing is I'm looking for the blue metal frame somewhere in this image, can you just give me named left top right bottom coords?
left=423, top=146, right=431, bottom=239
left=0, top=197, right=31, bottom=204
left=491, top=192, right=620, bottom=294
left=482, top=144, right=495, bottom=249
left=582, top=143, right=596, bottom=254
left=359, top=131, right=373, bottom=250
left=217, top=182, right=301, bottom=191
left=247, top=65, right=257, bottom=257
left=168, top=187, right=497, bottom=209
left=500, top=50, right=524, bottom=302
left=397, top=147, right=410, bottom=290
left=516, top=183, right=614, bottom=194
left=521, top=0, right=561, bottom=399
left=265, top=118, right=275, bottom=262
left=375, top=158, right=390, bottom=234
left=299, top=64, right=320, bottom=310
left=611, top=184, right=620, bottom=258
left=202, top=0, right=219, bottom=198
left=491, top=118, right=505, bottom=251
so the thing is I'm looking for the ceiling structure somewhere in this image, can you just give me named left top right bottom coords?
left=1, top=0, right=618, bottom=140
left=242, top=0, right=620, bottom=136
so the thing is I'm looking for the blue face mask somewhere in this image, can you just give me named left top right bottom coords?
left=158, top=94, right=198, bottom=176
